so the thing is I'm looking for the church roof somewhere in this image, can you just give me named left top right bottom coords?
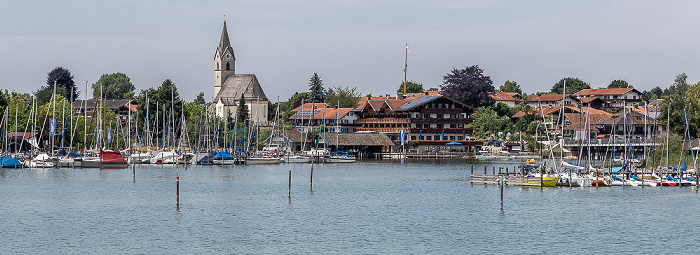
left=216, top=74, right=269, bottom=102
left=217, top=21, right=235, bottom=60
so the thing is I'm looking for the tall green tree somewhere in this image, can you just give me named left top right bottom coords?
left=469, top=106, right=511, bottom=138
left=396, top=81, right=424, bottom=94
left=47, top=67, right=79, bottom=100
left=607, top=79, right=631, bottom=89
left=498, top=80, right=522, bottom=94
left=440, top=65, right=495, bottom=108
left=236, top=94, right=249, bottom=124
left=194, top=92, right=206, bottom=105
left=92, top=72, right=135, bottom=100
left=659, top=73, right=690, bottom=136
left=641, top=86, right=665, bottom=102
left=35, top=86, right=67, bottom=105
left=326, top=86, right=361, bottom=108
left=550, top=77, right=590, bottom=94
left=307, top=73, right=325, bottom=103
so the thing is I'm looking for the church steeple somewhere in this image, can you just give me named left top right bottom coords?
left=217, top=20, right=235, bottom=61
left=215, top=19, right=236, bottom=97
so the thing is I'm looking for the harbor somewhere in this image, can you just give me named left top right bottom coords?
left=2, top=159, right=700, bottom=253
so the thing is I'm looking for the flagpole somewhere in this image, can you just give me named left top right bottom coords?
left=403, top=44, right=408, bottom=95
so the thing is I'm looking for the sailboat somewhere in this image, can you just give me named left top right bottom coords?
left=246, top=97, right=283, bottom=165
left=26, top=153, right=54, bottom=168
left=326, top=104, right=356, bottom=163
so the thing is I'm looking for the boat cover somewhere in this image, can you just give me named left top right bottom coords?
left=1, top=157, right=22, bottom=167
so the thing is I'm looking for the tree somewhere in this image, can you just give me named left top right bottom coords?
left=607, top=79, right=631, bottom=89
left=92, top=73, right=135, bottom=100
left=307, top=73, right=325, bottom=103
left=236, top=94, right=249, bottom=124
left=47, top=67, right=79, bottom=100
left=440, top=65, right=495, bottom=108
left=396, top=81, right=424, bottom=94
left=641, top=86, right=665, bottom=102
left=35, top=86, right=67, bottom=105
left=326, top=86, right=361, bottom=108
left=469, top=106, right=511, bottom=138
left=493, top=102, right=514, bottom=117
left=550, top=77, right=590, bottom=94
left=194, top=92, right=206, bottom=105
left=498, top=80, right=522, bottom=94
left=659, top=73, right=690, bottom=136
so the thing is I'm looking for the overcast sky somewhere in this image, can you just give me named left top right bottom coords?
left=3, top=0, right=700, bottom=102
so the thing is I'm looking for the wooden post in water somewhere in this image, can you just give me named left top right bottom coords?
left=471, top=165, right=473, bottom=175
left=133, top=161, right=135, bottom=182
left=288, top=170, right=292, bottom=198
left=492, top=167, right=495, bottom=176
left=176, top=172, right=180, bottom=206
left=499, top=167, right=503, bottom=211
left=310, top=165, right=313, bottom=191
left=484, top=166, right=487, bottom=175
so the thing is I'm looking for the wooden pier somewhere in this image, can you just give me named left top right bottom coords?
left=469, top=166, right=557, bottom=187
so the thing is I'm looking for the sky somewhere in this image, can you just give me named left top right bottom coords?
left=2, top=0, right=700, bottom=102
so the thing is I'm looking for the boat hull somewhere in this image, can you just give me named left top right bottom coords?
left=511, top=177, right=559, bottom=187
left=246, top=157, right=283, bottom=165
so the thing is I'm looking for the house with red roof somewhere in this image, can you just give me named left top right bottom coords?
left=573, top=88, right=642, bottom=108
left=526, top=94, right=579, bottom=108
left=489, top=92, right=520, bottom=107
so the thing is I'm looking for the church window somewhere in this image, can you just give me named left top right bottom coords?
left=217, top=63, right=219, bottom=70
left=226, top=63, right=230, bottom=70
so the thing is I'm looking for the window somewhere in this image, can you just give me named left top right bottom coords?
left=226, top=62, right=230, bottom=70
left=411, top=136, right=416, bottom=140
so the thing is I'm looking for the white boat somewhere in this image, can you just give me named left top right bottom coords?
left=326, top=153, right=356, bottom=163
left=26, top=153, right=54, bottom=168
left=149, top=150, right=179, bottom=164
left=58, top=156, right=80, bottom=168
left=285, top=155, right=312, bottom=163
left=246, top=156, right=283, bottom=165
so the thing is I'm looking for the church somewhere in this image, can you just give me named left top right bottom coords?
left=213, top=20, right=269, bottom=123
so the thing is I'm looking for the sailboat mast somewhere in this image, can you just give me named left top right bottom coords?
left=403, top=44, right=408, bottom=95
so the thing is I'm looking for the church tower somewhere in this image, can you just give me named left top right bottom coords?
left=214, top=20, right=236, bottom=97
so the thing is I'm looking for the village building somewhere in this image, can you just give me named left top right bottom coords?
left=288, top=103, right=359, bottom=133
left=71, top=99, right=137, bottom=124
left=212, top=21, right=269, bottom=123
left=526, top=94, right=578, bottom=108
left=573, top=88, right=643, bottom=109
left=489, top=91, right=520, bottom=107
left=354, top=92, right=477, bottom=146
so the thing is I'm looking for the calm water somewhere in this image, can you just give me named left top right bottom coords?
left=1, top=159, right=700, bottom=254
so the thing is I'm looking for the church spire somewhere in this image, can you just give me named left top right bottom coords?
left=218, top=20, right=234, bottom=60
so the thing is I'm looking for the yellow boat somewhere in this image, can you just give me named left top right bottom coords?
left=511, top=176, right=559, bottom=187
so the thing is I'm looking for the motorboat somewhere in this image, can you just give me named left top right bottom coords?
left=26, top=153, right=54, bottom=168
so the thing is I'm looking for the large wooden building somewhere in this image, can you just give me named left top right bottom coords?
left=355, top=92, right=477, bottom=145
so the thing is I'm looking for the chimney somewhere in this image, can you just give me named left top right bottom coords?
left=397, top=92, right=404, bottom=100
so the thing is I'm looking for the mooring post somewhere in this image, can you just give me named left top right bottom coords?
left=288, top=170, right=292, bottom=198
left=484, top=166, right=487, bottom=175
left=492, top=167, right=495, bottom=176
left=176, top=174, right=180, bottom=206
left=499, top=168, right=503, bottom=211
left=310, top=165, right=313, bottom=191
left=470, top=165, right=473, bottom=175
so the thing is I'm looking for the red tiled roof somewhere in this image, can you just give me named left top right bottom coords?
left=291, top=103, right=328, bottom=112
left=489, top=91, right=518, bottom=101
left=527, top=94, right=576, bottom=102
left=290, top=108, right=353, bottom=120
left=574, top=88, right=634, bottom=96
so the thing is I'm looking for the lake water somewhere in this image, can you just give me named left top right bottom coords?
left=1, top=159, right=699, bottom=254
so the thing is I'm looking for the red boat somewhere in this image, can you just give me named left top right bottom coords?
left=82, top=149, right=128, bottom=168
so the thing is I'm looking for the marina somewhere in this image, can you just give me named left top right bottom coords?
left=2, top=159, right=700, bottom=253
